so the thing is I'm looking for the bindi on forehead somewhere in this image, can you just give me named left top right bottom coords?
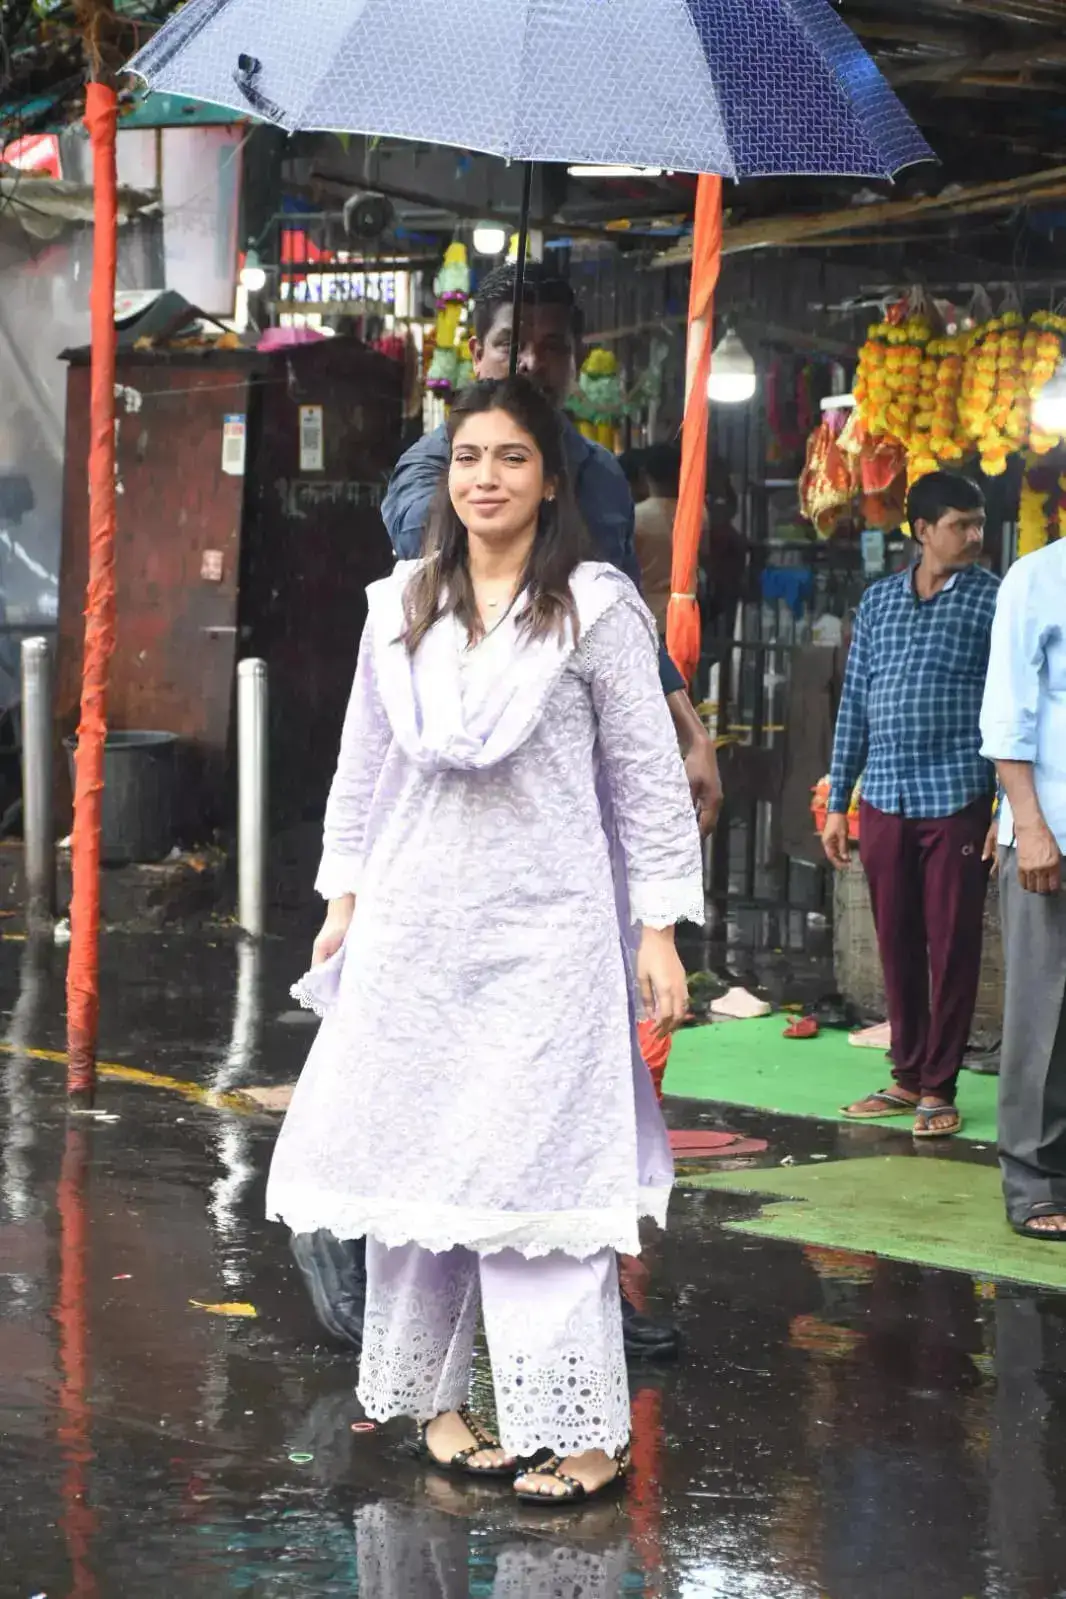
left=452, top=438, right=532, bottom=452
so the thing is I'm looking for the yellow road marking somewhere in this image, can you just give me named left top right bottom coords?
left=0, top=1041, right=257, bottom=1114
left=189, top=1299, right=258, bottom=1317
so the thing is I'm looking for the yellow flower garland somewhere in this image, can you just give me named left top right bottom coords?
left=855, top=305, right=1066, bottom=537
left=1018, top=455, right=1049, bottom=557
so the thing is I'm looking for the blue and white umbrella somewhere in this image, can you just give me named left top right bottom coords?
left=130, top=0, right=932, bottom=181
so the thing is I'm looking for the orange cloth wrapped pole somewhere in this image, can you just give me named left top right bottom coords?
left=66, top=81, right=119, bottom=1105
left=666, top=175, right=723, bottom=688
left=55, top=1126, right=96, bottom=1594
left=637, top=1017, right=673, bottom=1102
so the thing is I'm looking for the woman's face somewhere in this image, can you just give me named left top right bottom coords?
left=449, top=407, right=552, bottom=544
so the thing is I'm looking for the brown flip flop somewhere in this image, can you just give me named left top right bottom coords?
left=840, top=1089, right=918, bottom=1120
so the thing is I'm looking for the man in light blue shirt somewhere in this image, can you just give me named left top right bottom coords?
left=980, top=538, right=1066, bottom=1239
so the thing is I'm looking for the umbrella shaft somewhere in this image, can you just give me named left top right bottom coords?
left=509, top=162, right=535, bottom=379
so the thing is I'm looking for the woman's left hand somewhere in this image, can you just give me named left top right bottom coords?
left=637, top=926, right=689, bottom=1036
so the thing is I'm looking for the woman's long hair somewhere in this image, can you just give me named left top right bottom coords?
left=399, top=377, right=593, bottom=656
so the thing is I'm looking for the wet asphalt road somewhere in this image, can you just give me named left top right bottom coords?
left=2, top=932, right=1066, bottom=1598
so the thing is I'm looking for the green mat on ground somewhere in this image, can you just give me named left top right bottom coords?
left=663, top=1017, right=998, bottom=1144
left=682, top=1156, right=1066, bottom=1291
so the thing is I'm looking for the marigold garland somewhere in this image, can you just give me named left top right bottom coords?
left=1018, top=457, right=1049, bottom=557
left=1018, top=451, right=1066, bottom=555
left=857, top=306, right=1066, bottom=480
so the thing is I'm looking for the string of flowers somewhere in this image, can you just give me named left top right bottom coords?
left=1018, top=451, right=1066, bottom=555
left=858, top=302, right=1066, bottom=477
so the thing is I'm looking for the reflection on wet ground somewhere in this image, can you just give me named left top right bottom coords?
left=3, top=932, right=1066, bottom=1596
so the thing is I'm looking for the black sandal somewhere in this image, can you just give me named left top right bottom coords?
left=1011, top=1203, right=1066, bottom=1242
left=514, top=1443, right=631, bottom=1505
left=418, top=1405, right=518, bottom=1478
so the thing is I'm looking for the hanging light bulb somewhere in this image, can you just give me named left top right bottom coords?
left=707, top=327, right=757, bottom=404
left=1034, top=358, right=1066, bottom=433
left=239, top=246, right=267, bottom=293
left=566, top=165, right=665, bottom=179
left=472, top=221, right=507, bottom=256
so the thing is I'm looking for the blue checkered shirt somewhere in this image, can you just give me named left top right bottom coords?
left=828, top=563, right=1000, bottom=818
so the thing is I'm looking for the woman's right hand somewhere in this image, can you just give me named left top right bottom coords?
left=312, top=894, right=355, bottom=966
left=637, top=925, right=689, bottom=1037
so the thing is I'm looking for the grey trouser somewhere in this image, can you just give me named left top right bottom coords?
left=998, top=847, right=1066, bottom=1222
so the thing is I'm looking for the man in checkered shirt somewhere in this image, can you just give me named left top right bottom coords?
left=822, top=472, right=999, bottom=1139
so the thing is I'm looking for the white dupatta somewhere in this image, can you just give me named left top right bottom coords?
left=367, top=559, right=640, bottom=773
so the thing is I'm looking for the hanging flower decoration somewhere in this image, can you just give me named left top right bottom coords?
left=854, top=321, right=891, bottom=437
left=857, top=302, right=1066, bottom=482
left=570, top=347, right=625, bottom=451
left=1026, top=311, right=1066, bottom=455
left=426, top=242, right=472, bottom=396
left=906, top=342, right=941, bottom=480
left=855, top=302, right=933, bottom=454
left=1018, top=450, right=1066, bottom=555
left=928, top=334, right=967, bottom=463
left=1018, top=456, right=1048, bottom=557
left=827, top=296, right=1066, bottom=546
left=884, top=313, right=932, bottom=446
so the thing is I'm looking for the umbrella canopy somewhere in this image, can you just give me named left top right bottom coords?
left=130, top=0, right=932, bottom=180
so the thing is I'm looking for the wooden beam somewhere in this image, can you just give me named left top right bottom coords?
left=652, top=164, right=1066, bottom=267
left=891, top=38, right=1066, bottom=87
left=582, top=310, right=853, bottom=358
left=849, top=18, right=984, bottom=50
left=938, top=73, right=1066, bottom=93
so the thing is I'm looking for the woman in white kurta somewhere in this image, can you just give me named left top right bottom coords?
left=267, top=377, right=702, bottom=1503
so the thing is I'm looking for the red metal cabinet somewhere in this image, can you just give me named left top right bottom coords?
left=56, top=337, right=402, bottom=835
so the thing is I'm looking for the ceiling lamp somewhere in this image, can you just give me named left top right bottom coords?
left=239, top=246, right=267, bottom=292
left=1033, top=359, right=1066, bottom=434
left=566, top=165, right=665, bottom=179
left=708, top=328, right=756, bottom=405
left=472, top=221, right=507, bottom=256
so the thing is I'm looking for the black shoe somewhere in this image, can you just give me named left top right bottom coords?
left=621, top=1292, right=680, bottom=1362
left=290, top=1230, right=366, bottom=1351
left=964, top=1044, right=1000, bottom=1075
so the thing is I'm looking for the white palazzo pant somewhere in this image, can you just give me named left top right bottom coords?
left=356, top=1239, right=631, bottom=1458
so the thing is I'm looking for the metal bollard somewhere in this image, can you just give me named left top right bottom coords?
left=20, top=637, right=54, bottom=932
left=237, top=658, right=269, bottom=937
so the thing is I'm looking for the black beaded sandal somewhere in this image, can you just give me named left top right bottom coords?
left=418, top=1406, right=518, bottom=1479
left=514, top=1443, right=631, bottom=1505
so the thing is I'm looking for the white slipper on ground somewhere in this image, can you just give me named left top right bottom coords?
left=710, top=987, right=772, bottom=1020
left=848, top=1021, right=892, bottom=1050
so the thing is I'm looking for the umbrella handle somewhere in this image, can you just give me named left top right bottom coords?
left=509, top=162, right=535, bottom=378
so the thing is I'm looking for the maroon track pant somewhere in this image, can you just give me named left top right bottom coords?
left=858, top=797, right=993, bottom=1103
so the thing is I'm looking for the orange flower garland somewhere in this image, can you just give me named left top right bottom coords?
left=853, top=302, right=1066, bottom=534
left=854, top=321, right=891, bottom=437
left=928, top=334, right=967, bottom=463
left=1027, top=311, right=1066, bottom=456
left=856, top=311, right=932, bottom=451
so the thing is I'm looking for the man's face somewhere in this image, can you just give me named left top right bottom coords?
left=470, top=302, right=577, bottom=409
left=916, top=505, right=985, bottom=570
